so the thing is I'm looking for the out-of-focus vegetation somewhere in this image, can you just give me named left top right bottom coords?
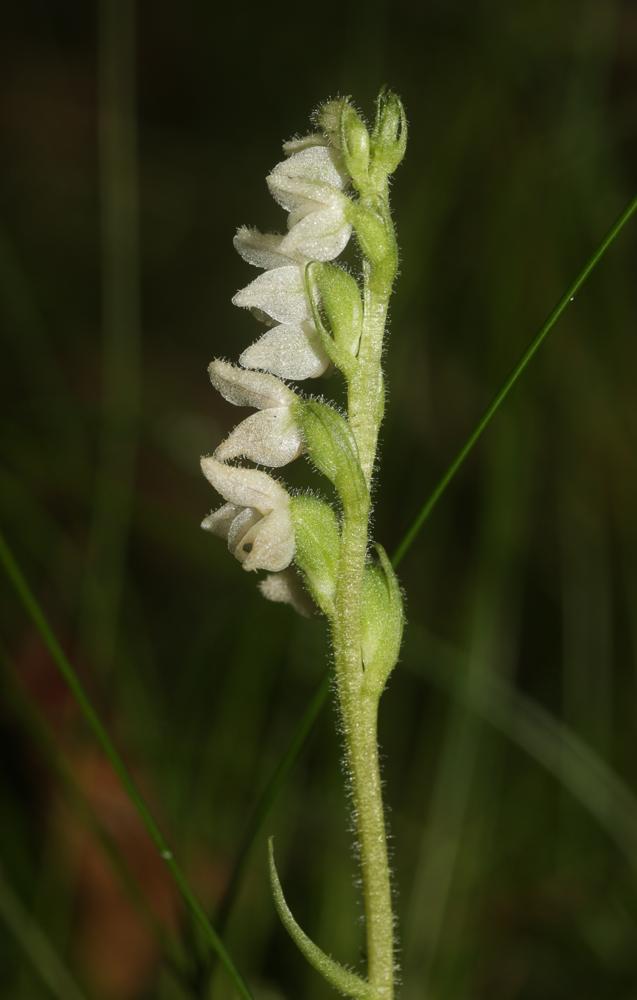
left=1, top=2, right=636, bottom=998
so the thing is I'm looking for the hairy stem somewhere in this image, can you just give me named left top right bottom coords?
left=332, top=229, right=398, bottom=997
left=333, top=509, right=396, bottom=998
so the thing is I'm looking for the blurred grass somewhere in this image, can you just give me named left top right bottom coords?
left=1, top=2, right=637, bottom=998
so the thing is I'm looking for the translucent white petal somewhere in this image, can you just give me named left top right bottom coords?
left=214, top=409, right=304, bottom=467
left=241, top=506, right=295, bottom=572
left=208, top=359, right=294, bottom=410
left=267, top=147, right=347, bottom=214
left=259, top=569, right=313, bottom=617
left=201, top=502, right=241, bottom=538
left=280, top=207, right=352, bottom=262
left=232, top=265, right=310, bottom=325
left=200, top=457, right=288, bottom=513
left=240, top=323, right=329, bottom=380
left=233, top=226, right=299, bottom=270
left=227, top=507, right=261, bottom=553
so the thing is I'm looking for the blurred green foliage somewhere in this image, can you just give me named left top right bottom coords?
left=1, top=2, right=636, bottom=998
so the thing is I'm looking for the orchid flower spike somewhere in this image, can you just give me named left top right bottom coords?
left=201, top=91, right=408, bottom=1000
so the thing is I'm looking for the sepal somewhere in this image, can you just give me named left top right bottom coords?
left=233, top=265, right=310, bottom=325
left=267, top=146, right=347, bottom=216
left=360, top=544, right=404, bottom=696
left=290, top=495, right=340, bottom=618
left=214, top=409, right=304, bottom=467
left=208, top=359, right=295, bottom=410
left=240, top=322, right=329, bottom=381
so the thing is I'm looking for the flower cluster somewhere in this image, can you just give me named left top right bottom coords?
left=201, top=131, right=352, bottom=605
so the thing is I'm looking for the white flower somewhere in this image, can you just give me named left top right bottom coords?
left=267, top=146, right=351, bottom=262
left=232, top=266, right=330, bottom=380
left=201, top=458, right=295, bottom=572
left=209, top=360, right=303, bottom=467
left=233, top=146, right=351, bottom=272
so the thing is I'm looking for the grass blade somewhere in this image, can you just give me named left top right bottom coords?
left=392, top=194, right=637, bottom=566
left=0, top=530, right=254, bottom=1000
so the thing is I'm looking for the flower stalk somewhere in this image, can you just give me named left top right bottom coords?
left=201, top=90, right=406, bottom=999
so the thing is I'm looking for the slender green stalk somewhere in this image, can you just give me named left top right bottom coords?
left=0, top=530, right=254, bottom=1000
left=392, top=193, right=637, bottom=567
left=330, top=229, right=399, bottom=997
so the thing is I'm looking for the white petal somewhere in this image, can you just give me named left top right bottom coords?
left=280, top=207, right=351, bottom=262
left=232, top=265, right=310, bottom=325
left=233, top=226, right=299, bottom=270
left=267, top=147, right=347, bottom=214
left=214, top=409, right=304, bottom=467
left=208, top=359, right=295, bottom=410
left=200, top=457, right=288, bottom=513
left=282, top=134, right=327, bottom=155
left=227, top=507, right=261, bottom=554
left=240, top=323, right=329, bottom=380
left=259, top=569, right=313, bottom=617
left=201, top=502, right=241, bottom=538
left=241, top=507, right=295, bottom=572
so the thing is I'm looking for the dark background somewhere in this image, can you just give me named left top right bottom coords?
left=1, top=2, right=636, bottom=998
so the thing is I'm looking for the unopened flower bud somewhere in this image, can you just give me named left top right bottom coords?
left=371, top=89, right=407, bottom=177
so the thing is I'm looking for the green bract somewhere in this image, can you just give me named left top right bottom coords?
left=309, top=262, right=363, bottom=362
left=290, top=496, right=340, bottom=618
left=361, top=545, right=404, bottom=697
left=294, top=399, right=368, bottom=509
